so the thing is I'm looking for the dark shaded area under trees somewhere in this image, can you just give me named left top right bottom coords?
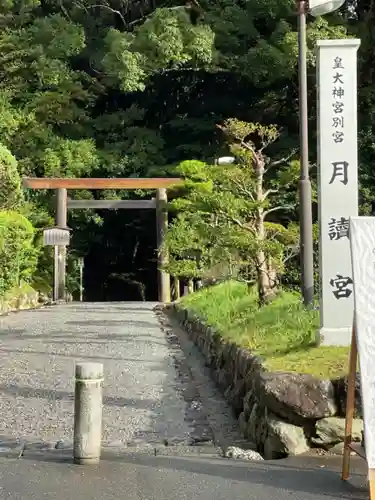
left=80, top=209, right=158, bottom=301
left=1, top=0, right=375, bottom=301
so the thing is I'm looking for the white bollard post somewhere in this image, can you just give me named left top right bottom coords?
left=74, top=362, right=103, bottom=465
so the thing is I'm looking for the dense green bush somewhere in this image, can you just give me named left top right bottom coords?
left=0, top=211, right=38, bottom=296
left=0, top=144, right=24, bottom=210
left=0, top=146, right=51, bottom=300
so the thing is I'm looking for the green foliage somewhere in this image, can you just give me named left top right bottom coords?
left=179, top=281, right=349, bottom=379
left=165, top=121, right=299, bottom=304
left=0, top=92, right=26, bottom=144
left=134, top=8, right=215, bottom=67
left=0, top=0, right=371, bottom=303
left=0, top=211, right=38, bottom=296
left=101, top=8, right=215, bottom=92
left=165, top=211, right=211, bottom=278
left=0, top=144, right=24, bottom=210
left=24, top=202, right=54, bottom=295
left=101, top=29, right=148, bottom=92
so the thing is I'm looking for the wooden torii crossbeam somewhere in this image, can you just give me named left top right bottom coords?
left=22, top=177, right=183, bottom=189
left=22, top=177, right=184, bottom=303
left=67, top=199, right=156, bottom=210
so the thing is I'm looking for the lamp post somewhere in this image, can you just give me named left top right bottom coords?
left=78, top=257, right=84, bottom=302
left=297, top=0, right=345, bottom=307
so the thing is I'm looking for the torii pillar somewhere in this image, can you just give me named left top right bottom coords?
left=156, top=188, right=170, bottom=303
left=55, top=188, right=68, bottom=301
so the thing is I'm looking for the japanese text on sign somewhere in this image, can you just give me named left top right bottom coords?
left=332, top=56, right=345, bottom=144
left=329, top=161, right=348, bottom=185
left=328, top=56, right=350, bottom=187
left=328, top=217, right=349, bottom=241
left=330, top=274, right=353, bottom=299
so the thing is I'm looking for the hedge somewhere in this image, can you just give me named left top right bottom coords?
left=0, top=211, right=38, bottom=296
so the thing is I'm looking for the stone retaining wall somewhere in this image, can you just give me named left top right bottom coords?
left=0, top=289, right=48, bottom=315
left=169, top=303, right=363, bottom=459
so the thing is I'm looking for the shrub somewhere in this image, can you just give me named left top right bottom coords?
left=0, top=211, right=38, bottom=296
left=0, top=143, right=24, bottom=210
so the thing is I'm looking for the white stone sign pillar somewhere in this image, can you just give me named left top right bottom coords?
left=317, top=39, right=360, bottom=346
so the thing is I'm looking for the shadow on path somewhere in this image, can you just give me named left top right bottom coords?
left=65, top=320, right=158, bottom=328
left=0, top=347, right=165, bottom=365
left=0, top=384, right=157, bottom=410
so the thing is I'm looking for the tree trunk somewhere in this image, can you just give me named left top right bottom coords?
left=255, top=159, right=274, bottom=306
left=172, top=276, right=180, bottom=300
left=188, top=278, right=194, bottom=294
left=255, top=249, right=273, bottom=306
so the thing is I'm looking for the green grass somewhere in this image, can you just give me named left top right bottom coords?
left=180, top=281, right=349, bottom=380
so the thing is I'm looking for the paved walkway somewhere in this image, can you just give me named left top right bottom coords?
left=0, top=303, right=192, bottom=446
left=0, top=452, right=369, bottom=500
left=0, top=302, right=370, bottom=500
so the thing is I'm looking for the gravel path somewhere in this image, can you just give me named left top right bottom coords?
left=0, top=303, right=197, bottom=446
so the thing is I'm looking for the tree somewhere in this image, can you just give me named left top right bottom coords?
left=217, top=119, right=299, bottom=303
left=165, top=120, right=299, bottom=305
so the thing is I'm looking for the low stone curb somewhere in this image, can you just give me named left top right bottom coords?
left=0, top=438, right=226, bottom=461
left=165, top=302, right=364, bottom=460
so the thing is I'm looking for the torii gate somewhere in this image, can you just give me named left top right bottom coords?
left=22, top=177, right=183, bottom=303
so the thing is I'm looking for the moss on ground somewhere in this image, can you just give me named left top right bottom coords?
left=180, top=281, right=349, bottom=380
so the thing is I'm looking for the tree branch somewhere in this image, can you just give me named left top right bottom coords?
left=72, top=1, right=89, bottom=14
left=263, top=188, right=278, bottom=199
left=215, top=209, right=256, bottom=235
left=75, top=2, right=127, bottom=28
left=259, top=138, right=278, bottom=153
left=216, top=123, right=254, bottom=151
left=230, top=177, right=255, bottom=202
left=58, top=0, right=72, bottom=20
left=283, top=245, right=299, bottom=263
left=267, top=150, right=297, bottom=169
left=263, top=205, right=293, bottom=218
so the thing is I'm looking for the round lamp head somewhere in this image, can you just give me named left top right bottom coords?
left=216, top=156, right=236, bottom=165
left=309, top=0, right=345, bottom=16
